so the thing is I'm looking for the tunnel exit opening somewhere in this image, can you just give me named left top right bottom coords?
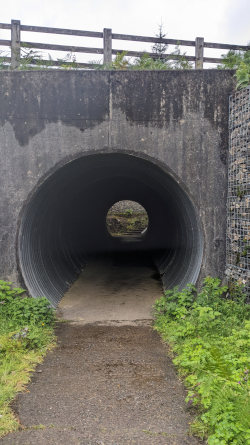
left=106, top=200, right=149, bottom=241
left=18, top=152, right=203, bottom=307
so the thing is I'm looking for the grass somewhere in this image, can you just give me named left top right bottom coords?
left=153, top=277, right=250, bottom=445
left=0, top=280, right=56, bottom=437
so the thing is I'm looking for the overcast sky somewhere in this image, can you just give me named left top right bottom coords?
left=1, top=0, right=249, bottom=65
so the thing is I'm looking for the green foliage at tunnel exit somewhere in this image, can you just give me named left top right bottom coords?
left=153, top=277, right=250, bottom=445
left=106, top=208, right=149, bottom=237
left=0, top=280, right=56, bottom=437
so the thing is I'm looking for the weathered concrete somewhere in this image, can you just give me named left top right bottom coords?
left=0, top=70, right=235, bottom=303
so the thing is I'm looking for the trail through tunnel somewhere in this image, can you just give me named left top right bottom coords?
left=18, top=153, right=203, bottom=307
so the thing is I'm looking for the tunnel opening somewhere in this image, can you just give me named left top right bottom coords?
left=18, top=152, right=203, bottom=307
left=106, top=200, right=149, bottom=240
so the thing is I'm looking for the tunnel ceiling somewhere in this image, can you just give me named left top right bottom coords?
left=18, top=152, right=203, bottom=306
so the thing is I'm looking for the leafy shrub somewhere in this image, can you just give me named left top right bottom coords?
left=0, top=280, right=54, bottom=329
left=98, top=50, right=193, bottom=71
left=0, top=280, right=55, bottom=437
left=218, top=49, right=250, bottom=89
left=154, top=277, right=250, bottom=444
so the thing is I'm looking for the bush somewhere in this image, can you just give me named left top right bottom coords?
left=154, top=277, right=250, bottom=445
left=0, top=280, right=55, bottom=437
left=218, top=49, right=250, bottom=89
left=0, top=280, right=54, bottom=329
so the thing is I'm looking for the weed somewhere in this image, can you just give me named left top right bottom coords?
left=154, top=277, right=250, bottom=444
left=0, top=280, right=55, bottom=438
left=236, top=187, right=245, bottom=199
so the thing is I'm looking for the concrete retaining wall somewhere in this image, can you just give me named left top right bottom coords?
left=0, top=69, right=235, bottom=301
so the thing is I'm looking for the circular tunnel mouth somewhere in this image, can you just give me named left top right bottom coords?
left=18, top=152, right=203, bottom=307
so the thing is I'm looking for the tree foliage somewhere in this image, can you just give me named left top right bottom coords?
left=218, top=48, right=250, bottom=89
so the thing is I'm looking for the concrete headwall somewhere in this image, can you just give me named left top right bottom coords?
left=0, top=69, right=235, bottom=302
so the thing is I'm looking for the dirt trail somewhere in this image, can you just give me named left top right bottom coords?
left=1, top=254, right=203, bottom=445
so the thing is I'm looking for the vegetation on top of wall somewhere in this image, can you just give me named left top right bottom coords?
left=0, top=26, right=249, bottom=87
left=0, top=24, right=192, bottom=72
left=99, top=24, right=192, bottom=71
left=153, top=277, right=250, bottom=445
left=1, top=47, right=249, bottom=86
left=99, top=49, right=192, bottom=70
left=218, top=48, right=250, bottom=89
left=0, top=48, right=192, bottom=72
left=0, top=280, right=56, bottom=438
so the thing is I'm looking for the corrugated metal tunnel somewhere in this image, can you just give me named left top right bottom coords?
left=18, top=153, right=203, bottom=307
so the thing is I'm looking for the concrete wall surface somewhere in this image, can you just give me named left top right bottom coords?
left=0, top=69, right=235, bottom=302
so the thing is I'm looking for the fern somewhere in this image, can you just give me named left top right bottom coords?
left=154, top=277, right=250, bottom=444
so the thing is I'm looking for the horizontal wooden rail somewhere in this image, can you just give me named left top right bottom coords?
left=0, top=22, right=103, bottom=37
left=0, top=55, right=224, bottom=67
left=112, top=49, right=196, bottom=61
left=22, top=25, right=103, bottom=38
left=0, top=56, right=95, bottom=68
left=21, top=41, right=104, bottom=54
left=0, top=23, right=11, bottom=30
left=204, top=41, right=248, bottom=50
left=0, top=19, right=249, bottom=69
left=0, top=39, right=10, bottom=46
left=112, top=33, right=196, bottom=47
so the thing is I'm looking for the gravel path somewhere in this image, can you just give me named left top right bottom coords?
left=1, top=324, right=203, bottom=445
left=1, top=255, right=204, bottom=445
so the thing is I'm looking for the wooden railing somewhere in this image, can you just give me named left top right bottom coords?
left=0, top=19, right=249, bottom=69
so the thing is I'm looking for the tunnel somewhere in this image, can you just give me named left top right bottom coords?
left=18, top=152, right=203, bottom=307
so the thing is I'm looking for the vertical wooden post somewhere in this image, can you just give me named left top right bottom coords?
left=195, top=37, right=204, bottom=69
left=11, top=19, right=21, bottom=69
left=103, top=28, right=112, bottom=65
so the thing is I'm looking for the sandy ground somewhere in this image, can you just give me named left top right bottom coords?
left=0, top=254, right=203, bottom=445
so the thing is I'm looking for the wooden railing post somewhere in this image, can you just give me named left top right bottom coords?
left=11, top=19, right=21, bottom=69
left=195, top=37, right=204, bottom=69
left=103, top=28, right=112, bottom=65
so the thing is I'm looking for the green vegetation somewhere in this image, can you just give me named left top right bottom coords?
left=101, top=24, right=192, bottom=70
left=0, top=19, right=249, bottom=84
left=1, top=24, right=249, bottom=86
left=153, top=277, right=250, bottom=445
left=0, top=23, right=192, bottom=72
left=99, top=50, right=192, bottom=71
left=106, top=209, right=149, bottom=236
left=218, top=48, right=250, bottom=89
left=0, top=48, right=192, bottom=71
left=0, top=47, right=79, bottom=71
left=0, top=280, right=55, bottom=437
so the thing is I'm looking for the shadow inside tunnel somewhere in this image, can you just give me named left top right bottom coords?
left=57, top=250, right=163, bottom=324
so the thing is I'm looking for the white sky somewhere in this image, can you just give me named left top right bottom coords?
left=0, top=0, right=249, bottom=66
